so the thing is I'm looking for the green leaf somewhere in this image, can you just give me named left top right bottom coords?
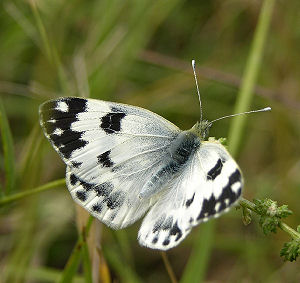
left=241, top=206, right=252, bottom=226
left=0, top=99, right=15, bottom=195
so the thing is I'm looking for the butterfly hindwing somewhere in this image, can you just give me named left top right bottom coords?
left=138, top=141, right=243, bottom=250
left=39, top=97, right=181, bottom=228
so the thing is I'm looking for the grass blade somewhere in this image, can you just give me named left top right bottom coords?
left=102, top=246, right=142, bottom=283
left=0, top=178, right=65, bottom=207
left=228, top=0, right=275, bottom=156
left=81, top=243, right=93, bottom=283
left=29, top=1, right=68, bottom=94
left=59, top=216, right=94, bottom=283
left=180, top=222, right=215, bottom=283
left=0, top=99, right=15, bottom=195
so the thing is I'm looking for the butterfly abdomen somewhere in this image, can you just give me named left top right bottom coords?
left=139, top=131, right=200, bottom=199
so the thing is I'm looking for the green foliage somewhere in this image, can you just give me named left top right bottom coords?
left=253, top=198, right=292, bottom=235
left=280, top=240, right=300, bottom=262
left=239, top=197, right=300, bottom=263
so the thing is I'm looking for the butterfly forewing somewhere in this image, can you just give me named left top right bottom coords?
left=39, top=97, right=180, bottom=228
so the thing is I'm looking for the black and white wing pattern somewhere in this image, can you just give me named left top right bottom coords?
left=138, top=141, right=243, bottom=250
left=39, top=97, right=180, bottom=229
left=40, top=97, right=243, bottom=251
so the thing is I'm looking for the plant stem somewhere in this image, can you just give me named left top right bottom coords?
left=0, top=179, right=65, bottom=206
left=59, top=216, right=94, bottom=283
left=239, top=197, right=300, bottom=240
left=160, top=252, right=178, bottom=283
left=279, top=223, right=300, bottom=240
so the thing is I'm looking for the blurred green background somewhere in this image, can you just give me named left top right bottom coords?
left=0, top=0, right=299, bottom=282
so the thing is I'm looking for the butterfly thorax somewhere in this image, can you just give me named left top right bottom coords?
left=190, top=120, right=212, bottom=140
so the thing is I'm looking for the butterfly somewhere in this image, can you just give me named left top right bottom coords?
left=39, top=61, right=270, bottom=250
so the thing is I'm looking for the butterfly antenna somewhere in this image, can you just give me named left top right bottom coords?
left=192, top=60, right=203, bottom=122
left=210, top=107, right=271, bottom=124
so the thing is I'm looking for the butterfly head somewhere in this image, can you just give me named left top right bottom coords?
left=191, top=120, right=212, bottom=140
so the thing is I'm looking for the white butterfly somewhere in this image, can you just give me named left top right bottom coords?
left=39, top=61, right=270, bottom=250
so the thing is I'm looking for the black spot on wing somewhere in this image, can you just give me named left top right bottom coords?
left=70, top=173, right=79, bottom=185
left=185, top=193, right=195, bottom=207
left=153, top=215, right=166, bottom=233
left=72, top=161, right=82, bottom=168
left=79, top=179, right=94, bottom=191
left=69, top=172, right=94, bottom=191
left=229, top=169, right=241, bottom=184
left=76, top=190, right=87, bottom=201
left=41, top=98, right=87, bottom=134
left=105, top=191, right=125, bottom=210
left=197, top=195, right=217, bottom=220
left=151, top=216, right=183, bottom=247
left=100, top=107, right=126, bottom=134
left=162, top=216, right=173, bottom=230
left=207, top=158, right=223, bottom=180
left=41, top=98, right=88, bottom=159
left=219, top=183, right=238, bottom=205
left=68, top=173, right=95, bottom=202
left=67, top=171, right=125, bottom=215
left=92, top=203, right=103, bottom=213
left=94, top=182, right=113, bottom=197
left=197, top=168, right=242, bottom=221
left=97, top=150, right=114, bottom=167
left=218, top=170, right=242, bottom=205
left=69, top=172, right=124, bottom=214
left=169, top=222, right=182, bottom=241
left=51, top=131, right=87, bottom=159
left=67, top=97, right=88, bottom=112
